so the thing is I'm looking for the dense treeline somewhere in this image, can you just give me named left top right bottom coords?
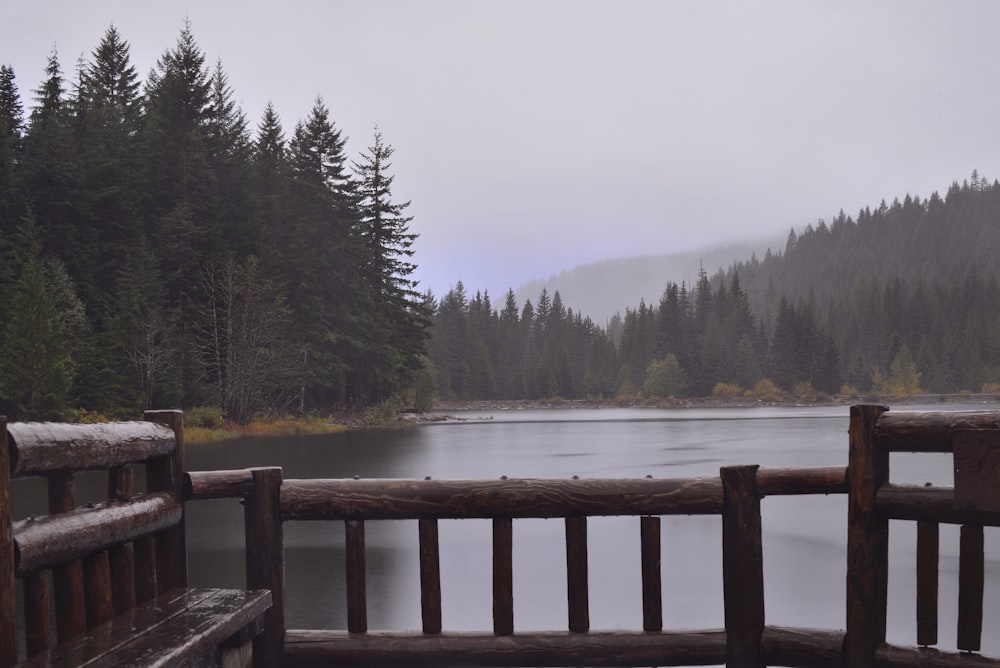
left=429, top=174, right=1000, bottom=402
left=0, top=24, right=429, bottom=421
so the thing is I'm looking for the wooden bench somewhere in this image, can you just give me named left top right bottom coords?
left=0, top=411, right=272, bottom=667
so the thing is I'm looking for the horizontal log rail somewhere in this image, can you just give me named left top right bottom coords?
left=7, top=421, right=175, bottom=477
left=280, top=477, right=726, bottom=520
left=184, top=466, right=847, bottom=508
left=12, top=492, right=181, bottom=576
left=875, top=410, right=1000, bottom=452
left=280, top=626, right=847, bottom=668
left=876, top=485, right=1000, bottom=526
left=283, top=629, right=730, bottom=667
left=184, top=468, right=256, bottom=500
left=875, top=642, right=1000, bottom=667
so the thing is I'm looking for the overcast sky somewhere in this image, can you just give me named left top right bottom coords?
left=4, top=1, right=1000, bottom=300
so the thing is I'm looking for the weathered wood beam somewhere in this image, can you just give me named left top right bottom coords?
left=846, top=404, right=889, bottom=668
left=760, top=626, right=845, bottom=668
left=722, top=465, right=764, bottom=668
left=756, top=466, right=848, bottom=496
left=185, top=468, right=256, bottom=501
left=876, top=486, right=1000, bottom=526
left=7, top=421, right=174, bottom=477
left=14, top=492, right=181, bottom=577
left=875, top=410, right=1000, bottom=452
left=280, top=477, right=724, bottom=521
left=282, top=629, right=728, bottom=667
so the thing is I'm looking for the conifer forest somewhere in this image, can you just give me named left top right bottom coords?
left=3, top=25, right=1000, bottom=422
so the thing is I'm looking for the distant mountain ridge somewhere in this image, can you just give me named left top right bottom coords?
left=515, top=234, right=786, bottom=324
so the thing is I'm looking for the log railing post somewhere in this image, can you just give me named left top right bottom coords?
left=916, top=521, right=938, bottom=646
left=640, top=515, right=662, bottom=632
left=107, top=466, right=136, bottom=615
left=48, top=472, right=85, bottom=641
left=565, top=516, right=589, bottom=633
left=721, top=465, right=764, bottom=668
left=346, top=519, right=367, bottom=634
left=245, top=466, right=284, bottom=668
left=846, top=404, right=889, bottom=668
left=0, top=417, right=14, bottom=664
left=957, top=524, right=984, bottom=652
left=144, top=409, right=187, bottom=592
left=493, top=517, right=514, bottom=635
left=418, top=519, right=442, bottom=634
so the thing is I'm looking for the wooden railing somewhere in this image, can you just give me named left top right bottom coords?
left=0, top=412, right=271, bottom=667
left=179, top=404, right=1000, bottom=667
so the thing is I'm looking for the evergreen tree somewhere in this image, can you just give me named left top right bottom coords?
left=352, top=127, right=429, bottom=400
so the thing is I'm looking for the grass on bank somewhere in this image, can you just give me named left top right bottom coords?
left=186, top=419, right=349, bottom=444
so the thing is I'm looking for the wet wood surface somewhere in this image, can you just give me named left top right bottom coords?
left=282, top=628, right=729, bottom=667
left=875, top=410, right=1000, bottom=452
left=7, top=421, right=175, bottom=477
left=15, top=588, right=271, bottom=668
left=280, top=476, right=725, bottom=520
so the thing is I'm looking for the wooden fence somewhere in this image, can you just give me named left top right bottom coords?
left=180, top=404, right=1000, bottom=667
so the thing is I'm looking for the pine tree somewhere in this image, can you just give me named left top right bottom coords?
left=352, top=127, right=429, bottom=400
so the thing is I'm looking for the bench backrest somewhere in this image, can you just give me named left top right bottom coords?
left=0, top=410, right=186, bottom=663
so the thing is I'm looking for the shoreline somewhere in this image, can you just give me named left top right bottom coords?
left=429, top=393, right=1000, bottom=414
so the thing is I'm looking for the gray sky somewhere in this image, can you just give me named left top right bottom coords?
left=4, top=1, right=1000, bottom=300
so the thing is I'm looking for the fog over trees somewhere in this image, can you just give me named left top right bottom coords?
left=0, top=24, right=429, bottom=421
left=429, top=174, right=1000, bottom=402
left=2, top=25, right=998, bottom=421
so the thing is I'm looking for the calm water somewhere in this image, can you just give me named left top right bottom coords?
left=183, top=403, right=1000, bottom=655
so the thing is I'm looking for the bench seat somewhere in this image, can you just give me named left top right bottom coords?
left=16, top=588, right=272, bottom=668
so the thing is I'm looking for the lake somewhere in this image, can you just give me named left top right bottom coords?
left=183, top=403, right=1000, bottom=656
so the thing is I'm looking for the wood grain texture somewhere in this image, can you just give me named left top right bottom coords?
left=0, top=417, right=15, bottom=664
left=7, top=421, right=175, bottom=477
left=639, top=515, right=662, bottom=632
left=280, top=476, right=724, bottom=521
left=282, top=628, right=728, bottom=667
left=721, top=465, right=764, bottom=668
left=15, top=588, right=271, bottom=668
left=493, top=518, right=514, bottom=635
left=186, top=468, right=256, bottom=500
left=564, top=516, right=589, bottom=633
left=846, top=404, right=889, bottom=668
left=876, top=485, right=1000, bottom=526
left=953, top=429, right=1000, bottom=512
left=957, top=524, right=984, bottom=652
left=418, top=519, right=442, bottom=635
left=245, top=467, right=284, bottom=668
left=916, top=521, right=938, bottom=647
left=875, top=410, right=1000, bottom=452
left=13, top=492, right=182, bottom=576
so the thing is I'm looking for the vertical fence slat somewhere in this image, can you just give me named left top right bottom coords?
left=722, top=465, right=764, bottom=668
left=418, top=519, right=442, bottom=634
left=640, top=515, right=663, bottom=632
left=346, top=519, right=367, bottom=634
left=957, top=524, right=984, bottom=652
left=144, top=410, right=187, bottom=593
left=246, top=467, right=284, bottom=668
left=493, top=517, right=514, bottom=635
left=565, top=516, right=589, bottom=633
left=108, top=467, right=135, bottom=615
left=916, top=521, right=938, bottom=646
left=23, top=573, right=49, bottom=657
left=48, top=473, right=85, bottom=641
left=846, top=404, right=889, bottom=668
left=83, top=551, right=114, bottom=626
left=0, top=417, right=15, bottom=664
left=133, top=536, right=157, bottom=604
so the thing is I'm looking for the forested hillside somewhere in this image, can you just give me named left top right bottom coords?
left=429, top=174, right=1000, bottom=401
left=0, top=24, right=430, bottom=421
